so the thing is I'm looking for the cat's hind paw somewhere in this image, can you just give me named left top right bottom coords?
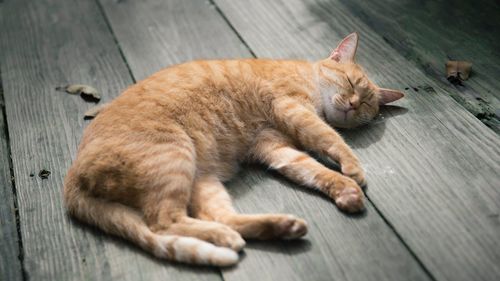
left=280, top=216, right=308, bottom=239
left=211, top=227, right=246, bottom=252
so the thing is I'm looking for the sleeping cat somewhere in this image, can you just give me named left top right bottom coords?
left=64, top=33, right=404, bottom=266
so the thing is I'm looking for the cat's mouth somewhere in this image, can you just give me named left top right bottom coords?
left=335, top=105, right=356, bottom=120
left=322, top=95, right=360, bottom=128
left=328, top=107, right=356, bottom=128
left=342, top=108, right=355, bottom=122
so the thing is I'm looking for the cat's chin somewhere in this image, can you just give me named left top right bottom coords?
left=325, top=109, right=358, bottom=129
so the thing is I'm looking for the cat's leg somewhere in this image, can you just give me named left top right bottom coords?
left=191, top=175, right=308, bottom=240
left=141, top=141, right=245, bottom=251
left=271, top=97, right=366, bottom=186
left=249, top=128, right=364, bottom=213
left=154, top=217, right=246, bottom=251
left=147, top=195, right=245, bottom=251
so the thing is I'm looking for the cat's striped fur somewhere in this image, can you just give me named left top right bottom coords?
left=64, top=33, right=404, bottom=266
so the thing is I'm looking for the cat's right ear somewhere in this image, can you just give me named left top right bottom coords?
left=329, top=33, right=359, bottom=63
left=378, top=88, right=405, bottom=105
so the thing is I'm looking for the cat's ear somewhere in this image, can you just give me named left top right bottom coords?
left=329, top=33, right=359, bottom=63
left=378, top=88, right=405, bottom=105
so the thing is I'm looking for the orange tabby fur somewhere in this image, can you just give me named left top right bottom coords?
left=64, top=33, right=403, bottom=266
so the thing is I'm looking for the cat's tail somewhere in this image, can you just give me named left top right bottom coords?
left=63, top=180, right=238, bottom=266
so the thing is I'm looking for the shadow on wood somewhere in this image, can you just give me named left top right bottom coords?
left=340, top=105, right=409, bottom=149
left=244, top=238, right=312, bottom=255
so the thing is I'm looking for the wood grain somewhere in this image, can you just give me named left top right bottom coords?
left=224, top=166, right=430, bottom=281
left=339, top=0, right=500, bottom=133
left=99, top=0, right=252, bottom=81
left=0, top=0, right=219, bottom=280
left=0, top=101, right=23, bottom=281
left=100, top=0, right=431, bottom=280
left=213, top=0, right=500, bottom=280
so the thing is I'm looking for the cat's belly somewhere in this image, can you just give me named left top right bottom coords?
left=196, top=142, right=247, bottom=181
left=190, top=127, right=255, bottom=181
left=213, top=160, right=241, bottom=182
left=183, top=109, right=265, bottom=181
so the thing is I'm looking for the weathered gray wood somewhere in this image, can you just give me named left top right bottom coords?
left=100, top=0, right=431, bottom=280
left=213, top=0, right=500, bottom=280
left=99, top=0, right=252, bottom=81
left=0, top=0, right=220, bottom=280
left=338, top=0, right=500, bottom=133
left=0, top=96, right=23, bottom=280
left=223, top=166, right=430, bottom=281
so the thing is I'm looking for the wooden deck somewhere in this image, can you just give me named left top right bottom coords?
left=1, top=0, right=499, bottom=280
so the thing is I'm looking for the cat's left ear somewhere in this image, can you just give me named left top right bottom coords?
left=378, top=88, right=405, bottom=105
left=329, top=32, right=359, bottom=63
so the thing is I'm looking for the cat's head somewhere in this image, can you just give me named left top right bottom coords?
left=316, top=33, right=404, bottom=128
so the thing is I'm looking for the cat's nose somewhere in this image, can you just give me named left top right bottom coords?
left=349, top=97, right=360, bottom=109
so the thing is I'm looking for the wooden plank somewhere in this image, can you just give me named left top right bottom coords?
left=99, top=0, right=432, bottom=280
left=338, top=0, right=500, bottom=133
left=213, top=0, right=500, bottom=280
left=224, top=166, right=431, bottom=281
left=0, top=0, right=220, bottom=280
left=98, top=0, right=252, bottom=81
left=0, top=85, right=23, bottom=281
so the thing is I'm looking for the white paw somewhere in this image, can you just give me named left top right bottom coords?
left=280, top=215, right=308, bottom=239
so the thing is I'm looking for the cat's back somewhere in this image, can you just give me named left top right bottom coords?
left=79, top=59, right=313, bottom=149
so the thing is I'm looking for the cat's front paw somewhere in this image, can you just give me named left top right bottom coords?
left=341, top=163, right=366, bottom=187
left=333, top=178, right=365, bottom=213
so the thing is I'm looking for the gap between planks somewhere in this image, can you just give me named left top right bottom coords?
left=0, top=69, right=26, bottom=280
left=208, top=0, right=257, bottom=58
left=94, top=0, right=137, bottom=84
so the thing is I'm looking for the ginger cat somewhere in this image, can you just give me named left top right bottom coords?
left=64, top=33, right=404, bottom=266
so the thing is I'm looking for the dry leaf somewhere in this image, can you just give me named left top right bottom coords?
left=38, top=169, right=51, bottom=179
left=57, top=84, right=101, bottom=102
left=446, top=61, right=472, bottom=85
left=84, top=104, right=108, bottom=120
